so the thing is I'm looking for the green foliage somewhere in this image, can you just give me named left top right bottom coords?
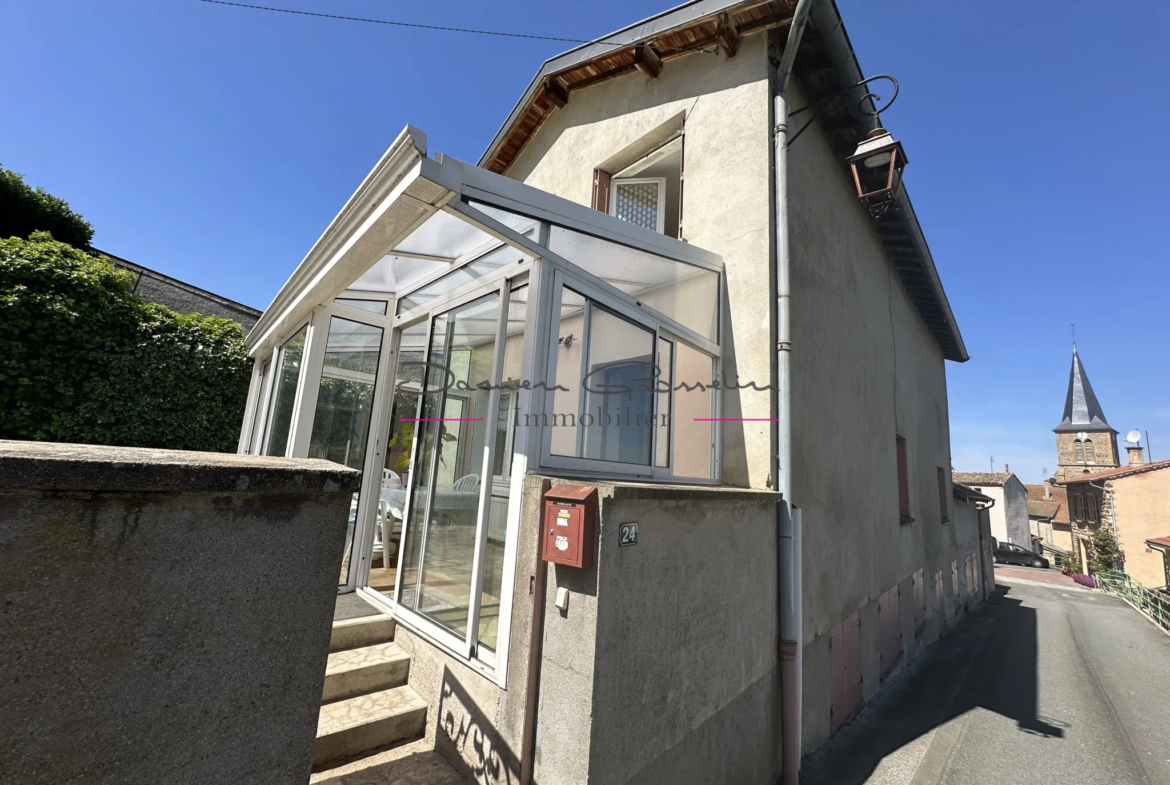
left=1, top=166, right=94, bottom=249
left=1088, top=528, right=1122, bottom=575
left=0, top=234, right=251, bottom=451
left=1060, top=551, right=1081, bottom=572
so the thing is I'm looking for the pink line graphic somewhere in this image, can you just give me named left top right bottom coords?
left=401, top=418, right=485, bottom=422
left=693, top=418, right=779, bottom=421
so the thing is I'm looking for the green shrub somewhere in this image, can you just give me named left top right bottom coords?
left=0, top=166, right=94, bottom=249
left=1088, top=528, right=1122, bottom=575
left=0, top=233, right=250, bottom=451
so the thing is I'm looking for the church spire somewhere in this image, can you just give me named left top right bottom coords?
left=1054, top=345, right=1114, bottom=433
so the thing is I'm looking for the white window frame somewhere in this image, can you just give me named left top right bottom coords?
left=609, top=176, right=667, bottom=234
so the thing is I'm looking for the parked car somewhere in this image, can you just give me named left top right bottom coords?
left=993, top=541, right=1049, bottom=568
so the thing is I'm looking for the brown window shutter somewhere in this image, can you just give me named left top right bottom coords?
left=896, top=436, right=910, bottom=518
left=592, top=169, right=611, bottom=213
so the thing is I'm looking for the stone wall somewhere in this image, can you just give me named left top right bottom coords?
left=1055, top=431, right=1119, bottom=479
left=0, top=441, right=359, bottom=785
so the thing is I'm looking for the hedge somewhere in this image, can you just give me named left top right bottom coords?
left=0, top=233, right=251, bottom=452
left=0, top=166, right=94, bottom=249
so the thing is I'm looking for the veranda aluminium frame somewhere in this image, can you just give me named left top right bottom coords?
left=237, top=126, right=724, bottom=684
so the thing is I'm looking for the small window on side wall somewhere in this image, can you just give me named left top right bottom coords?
left=896, top=436, right=912, bottom=522
left=937, top=467, right=949, bottom=522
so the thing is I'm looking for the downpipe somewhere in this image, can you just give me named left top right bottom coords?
left=773, top=0, right=815, bottom=782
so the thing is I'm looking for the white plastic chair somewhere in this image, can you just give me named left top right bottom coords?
left=453, top=473, right=479, bottom=492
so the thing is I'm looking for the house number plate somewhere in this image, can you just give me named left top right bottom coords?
left=618, top=523, right=638, bottom=547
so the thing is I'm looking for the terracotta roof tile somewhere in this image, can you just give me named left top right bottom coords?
left=953, top=471, right=1013, bottom=487
left=1146, top=537, right=1170, bottom=550
left=1058, top=459, right=1170, bottom=484
left=1028, top=500, right=1061, bottom=519
left=1024, top=484, right=1068, bottom=523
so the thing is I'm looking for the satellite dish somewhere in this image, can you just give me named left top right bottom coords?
left=1076, top=431, right=1088, bottom=440
left=1126, top=430, right=1142, bottom=445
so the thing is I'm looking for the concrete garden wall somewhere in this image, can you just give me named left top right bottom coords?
left=0, top=440, right=359, bottom=785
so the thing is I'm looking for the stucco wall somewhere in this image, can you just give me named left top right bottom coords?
left=978, top=486, right=1009, bottom=543
left=1003, top=477, right=1031, bottom=548
left=506, top=33, right=774, bottom=489
left=0, top=441, right=359, bottom=785
left=1112, top=471, right=1170, bottom=589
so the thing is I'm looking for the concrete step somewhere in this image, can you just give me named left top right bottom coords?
left=314, top=685, right=428, bottom=768
left=322, top=642, right=410, bottom=704
left=329, top=615, right=395, bottom=653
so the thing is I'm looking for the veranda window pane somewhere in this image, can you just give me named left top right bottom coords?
left=672, top=341, right=715, bottom=479
left=581, top=305, right=655, bottom=465
left=248, top=360, right=270, bottom=454
left=335, top=297, right=388, bottom=315
left=264, top=326, right=307, bottom=457
left=547, top=226, right=718, bottom=341
left=550, top=288, right=586, bottom=458
left=479, top=284, right=528, bottom=653
left=655, top=338, right=672, bottom=468
left=307, top=317, right=384, bottom=585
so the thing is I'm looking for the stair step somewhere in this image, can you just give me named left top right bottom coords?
left=314, top=686, right=427, bottom=768
left=322, top=642, right=410, bottom=704
left=329, top=615, right=395, bottom=652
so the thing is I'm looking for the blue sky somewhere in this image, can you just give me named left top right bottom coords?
left=2, top=0, right=1167, bottom=481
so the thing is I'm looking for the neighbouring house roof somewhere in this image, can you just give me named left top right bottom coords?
left=1054, top=345, right=1114, bottom=433
left=98, top=248, right=262, bottom=329
left=1024, top=484, right=1068, bottom=523
left=953, top=472, right=1013, bottom=488
left=1147, top=537, right=1170, bottom=552
left=477, top=0, right=968, bottom=363
left=1060, top=459, right=1170, bottom=485
left=1027, top=500, right=1060, bottom=519
left=953, top=483, right=992, bottom=504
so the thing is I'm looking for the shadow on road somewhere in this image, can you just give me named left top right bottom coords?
left=801, top=584, right=1060, bottom=785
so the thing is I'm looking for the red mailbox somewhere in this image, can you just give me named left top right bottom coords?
left=542, top=485, right=597, bottom=569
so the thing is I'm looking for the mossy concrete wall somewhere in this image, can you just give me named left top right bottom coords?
left=0, top=441, right=359, bottom=785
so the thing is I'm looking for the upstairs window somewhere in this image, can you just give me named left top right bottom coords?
left=1074, top=439, right=1084, bottom=462
left=1085, top=439, right=1095, bottom=464
left=593, top=135, right=683, bottom=238
left=1088, top=494, right=1099, bottom=523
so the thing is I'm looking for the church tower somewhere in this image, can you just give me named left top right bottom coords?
left=1053, top=346, right=1119, bottom=479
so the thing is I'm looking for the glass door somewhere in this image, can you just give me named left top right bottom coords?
left=393, top=292, right=505, bottom=656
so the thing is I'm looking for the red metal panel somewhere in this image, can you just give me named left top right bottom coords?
left=843, top=611, right=862, bottom=720
left=934, top=569, right=945, bottom=630
left=878, top=587, right=902, bottom=675
left=829, top=620, right=845, bottom=734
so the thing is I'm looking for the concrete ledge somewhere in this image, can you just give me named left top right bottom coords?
left=0, top=440, right=360, bottom=493
left=539, top=474, right=782, bottom=503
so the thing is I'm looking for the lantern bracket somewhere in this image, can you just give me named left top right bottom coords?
left=787, top=74, right=900, bottom=148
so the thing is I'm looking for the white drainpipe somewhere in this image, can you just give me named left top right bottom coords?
left=773, top=0, right=815, bottom=781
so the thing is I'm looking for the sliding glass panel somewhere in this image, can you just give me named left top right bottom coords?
left=367, top=321, right=429, bottom=601
left=479, top=285, right=527, bottom=653
left=264, top=326, right=307, bottom=457
left=247, top=359, right=271, bottom=454
left=398, top=294, right=502, bottom=641
left=306, top=317, right=384, bottom=585
left=672, top=341, right=715, bottom=479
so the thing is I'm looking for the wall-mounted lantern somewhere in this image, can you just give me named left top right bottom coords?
left=847, top=128, right=907, bottom=217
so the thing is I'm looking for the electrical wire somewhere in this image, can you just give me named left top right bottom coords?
left=193, top=0, right=713, bottom=53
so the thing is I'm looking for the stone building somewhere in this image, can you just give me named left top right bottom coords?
left=1061, top=451, right=1170, bottom=589
left=1053, top=346, right=1119, bottom=480
left=1024, top=480, right=1072, bottom=557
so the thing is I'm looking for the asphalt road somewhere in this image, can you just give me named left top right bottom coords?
left=802, top=576, right=1170, bottom=785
